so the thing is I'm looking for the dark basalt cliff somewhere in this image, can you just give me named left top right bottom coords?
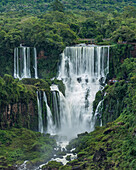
left=0, top=101, right=37, bottom=130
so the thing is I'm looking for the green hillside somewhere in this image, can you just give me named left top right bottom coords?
left=0, top=0, right=136, bottom=14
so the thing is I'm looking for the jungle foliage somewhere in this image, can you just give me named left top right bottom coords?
left=0, top=4, right=136, bottom=78
left=0, top=0, right=136, bottom=14
left=0, top=128, right=56, bottom=169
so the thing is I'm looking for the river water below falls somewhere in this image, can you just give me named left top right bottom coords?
left=18, top=140, right=77, bottom=170
left=37, top=140, right=77, bottom=169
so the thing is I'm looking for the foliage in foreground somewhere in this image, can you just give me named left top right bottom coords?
left=0, top=128, right=56, bottom=169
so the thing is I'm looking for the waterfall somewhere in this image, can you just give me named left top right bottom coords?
left=14, top=45, right=38, bottom=79
left=51, top=85, right=71, bottom=134
left=93, top=99, right=104, bottom=128
left=26, top=47, right=31, bottom=78
left=51, top=85, right=60, bottom=130
left=34, top=47, right=38, bottom=79
left=56, top=45, right=109, bottom=140
left=37, top=91, right=55, bottom=134
left=37, top=91, right=43, bottom=133
left=43, top=92, right=55, bottom=134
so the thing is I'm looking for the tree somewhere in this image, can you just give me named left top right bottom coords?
left=51, top=0, right=64, bottom=13
left=123, top=6, right=136, bottom=18
left=111, top=26, right=136, bottom=42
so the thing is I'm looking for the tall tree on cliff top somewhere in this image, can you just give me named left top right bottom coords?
left=51, top=0, right=64, bottom=12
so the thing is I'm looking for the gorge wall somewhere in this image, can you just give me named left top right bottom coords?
left=0, top=75, right=38, bottom=130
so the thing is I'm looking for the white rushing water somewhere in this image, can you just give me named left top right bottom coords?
left=51, top=86, right=60, bottom=130
left=14, top=45, right=38, bottom=79
left=37, top=91, right=43, bottom=133
left=43, top=92, right=55, bottom=134
left=93, top=99, right=104, bottom=127
left=34, top=47, right=38, bottom=79
left=37, top=140, right=77, bottom=170
left=56, top=45, right=110, bottom=140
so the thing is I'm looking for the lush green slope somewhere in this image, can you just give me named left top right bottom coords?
left=0, top=128, right=56, bottom=169
left=0, top=0, right=136, bottom=14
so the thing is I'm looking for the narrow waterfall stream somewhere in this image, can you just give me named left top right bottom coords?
left=37, top=91, right=44, bottom=133
left=14, top=45, right=38, bottom=79
left=93, top=99, right=104, bottom=127
left=43, top=92, right=55, bottom=134
left=34, top=47, right=38, bottom=79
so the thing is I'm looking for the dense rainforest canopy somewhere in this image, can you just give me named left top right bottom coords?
left=0, top=0, right=136, bottom=13
left=0, top=0, right=136, bottom=77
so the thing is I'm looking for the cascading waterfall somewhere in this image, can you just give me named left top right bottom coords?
left=37, top=90, right=56, bottom=134
left=14, top=45, right=38, bottom=79
left=43, top=92, right=55, bottom=134
left=14, top=44, right=109, bottom=140
left=51, top=85, right=70, bottom=133
left=93, top=99, right=104, bottom=127
left=56, top=45, right=109, bottom=140
left=37, top=91, right=43, bottom=133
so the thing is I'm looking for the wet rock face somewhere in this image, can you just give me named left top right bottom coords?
left=0, top=101, right=38, bottom=131
left=28, top=101, right=35, bottom=116
left=12, top=103, right=18, bottom=114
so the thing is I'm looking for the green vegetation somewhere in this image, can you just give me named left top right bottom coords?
left=0, top=75, right=65, bottom=131
left=108, top=44, right=133, bottom=79
left=0, top=1, right=136, bottom=78
left=51, top=0, right=64, bottom=12
left=0, top=128, right=56, bottom=169
left=42, top=161, right=62, bottom=169
left=0, top=75, right=39, bottom=130
left=0, top=0, right=136, bottom=14
left=0, top=11, right=78, bottom=78
left=94, top=44, right=136, bottom=126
